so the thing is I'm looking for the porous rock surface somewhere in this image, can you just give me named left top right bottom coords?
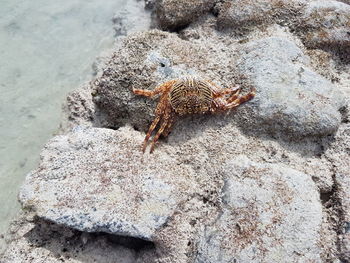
left=298, top=0, right=350, bottom=50
left=2, top=0, right=350, bottom=262
left=94, top=29, right=344, bottom=137
left=196, top=156, right=323, bottom=262
left=12, top=127, right=325, bottom=262
left=155, top=0, right=216, bottom=30
left=215, top=0, right=305, bottom=31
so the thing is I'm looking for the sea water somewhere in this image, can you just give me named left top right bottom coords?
left=0, top=0, right=149, bottom=252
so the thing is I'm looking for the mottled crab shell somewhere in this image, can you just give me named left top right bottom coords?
left=169, top=76, right=213, bottom=115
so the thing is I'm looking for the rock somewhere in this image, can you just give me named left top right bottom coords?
left=298, top=1, right=350, bottom=50
left=195, top=155, right=323, bottom=262
left=16, top=127, right=327, bottom=262
left=1, top=216, right=155, bottom=263
left=215, top=0, right=305, bottom=32
left=19, top=126, right=200, bottom=241
left=155, top=0, right=216, bottom=30
left=236, top=36, right=344, bottom=137
left=324, top=124, right=350, bottom=262
left=60, top=84, right=95, bottom=132
left=93, top=29, right=214, bottom=131
left=94, top=29, right=344, bottom=138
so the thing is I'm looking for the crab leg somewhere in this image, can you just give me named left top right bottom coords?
left=142, top=115, right=161, bottom=152
left=222, top=88, right=256, bottom=110
left=207, top=80, right=240, bottom=99
left=133, top=80, right=176, bottom=97
left=227, top=88, right=242, bottom=103
left=162, top=116, right=175, bottom=138
left=149, top=119, right=168, bottom=153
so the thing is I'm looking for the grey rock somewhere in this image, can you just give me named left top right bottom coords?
left=1, top=215, right=155, bottom=263
left=61, top=84, right=95, bottom=132
left=298, top=1, right=350, bottom=50
left=195, top=155, right=323, bottom=263
left=93, top=29, right=212, bottom=131
left=324, top=124, right=350, bottom=262
left=19, top=126, right=198, bottom=241
left=215, top=0, right=305, bottom=32
left=155, top=0, right=216, bottom=30
left=94, top=29, right=344, bottom=138
left=15, top=122, right=335, bottom=262
left=236, top=36, right=344, bottom=136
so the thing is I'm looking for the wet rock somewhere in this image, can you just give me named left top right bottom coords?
left=298, top=1, right=350, bottom=50
left=155, top=0, right=216, bottom=30
left=236, top=36, right=344, bottom=137
left=195, top=155, right=323, bottom=262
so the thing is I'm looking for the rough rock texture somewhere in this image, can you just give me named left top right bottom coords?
left=17, top=127, right=325, bottom=262
left=324, top=124, right=350, bottom=262
left=236, top=36, right=343, bottom=136
left=1, top=215, right=156, bottom=263
left=155, top=0, right=216, bottom=30
left=298, top=1, right=350, bottom=51
left=2, top=0, right=350, bottom=262
left=215, top=0, right=305, bottom=32
left=19, top=126, right=198, bottom=241
left=94, top=29, right=344, bottom=137
left=196, top=156, right=322, bottom=262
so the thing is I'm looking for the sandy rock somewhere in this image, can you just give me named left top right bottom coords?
left=16, top=126, right=326, bottom=262
left=215, top=0, right=305, bottom=32
left=324, top=124, right=350, bottom=262
left=155, top=0, right=216, bottom=30
left=93, top=29, right=212, bottom=131
left=94, top=29, right=344, bottom=138
left=60, top=85, right=95, bottom=132
left=298, top=0, right=350, bottom=50
left=236, top=36, right=344, bottom=136
left=195, top=156, right=323, bottom=262
left=19, top=126, right=200, bottom=241
left=1, top=216, right=155, bottom=263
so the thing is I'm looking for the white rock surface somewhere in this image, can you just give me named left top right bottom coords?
left=20, top=126, right=198, bottom=241
left=2, top=0, right=350, bottom=262
left=236, top=36, right=344, bottom=136
left=196, top=156, right=323, bottom=262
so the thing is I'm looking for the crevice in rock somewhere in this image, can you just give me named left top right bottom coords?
left=97, top=233, right=156, bottom=252
left=318, top=155, right=345, bottom=262
left=23, top=218, right=157, bottom=261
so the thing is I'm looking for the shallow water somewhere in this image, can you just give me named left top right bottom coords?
left=0, top=0, right=149, bottom=251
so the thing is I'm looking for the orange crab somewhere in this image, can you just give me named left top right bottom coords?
left=133, top=76, right=256, bottom=153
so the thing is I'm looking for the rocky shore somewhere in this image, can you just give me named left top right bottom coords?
left=1, top=0, right=349, bottom=262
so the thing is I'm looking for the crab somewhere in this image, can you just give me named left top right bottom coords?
left=133, top=76, right=256, bottom=153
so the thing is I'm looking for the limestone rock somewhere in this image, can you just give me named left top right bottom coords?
left=16, top=127, right=326, bottom=262
left=94, top=29, right=344, bottom=138
left=1, top=217, right=155, bottom=263
left=195, top=156, right=323, bottom=262
left=93, top=30, right=212, bottom=131
left=19, top=126, right=198, bottom=241
left=236, top=36, right=344, bottom=136
left=298, top=0, right=350, bottom=50
left=215, top=0, right=305, bottom=32
left=155, top=0, right=216, bottom=30
left=324, top=124, right=350, bottom=262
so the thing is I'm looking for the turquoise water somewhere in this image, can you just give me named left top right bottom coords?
left=0, top=0, right=149, bottom=251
